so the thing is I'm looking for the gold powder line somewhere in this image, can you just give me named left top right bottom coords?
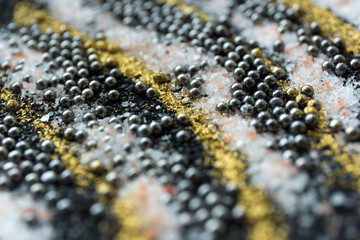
left=280, top=0, right=360, bottom=54
left=156, top=0, right=211, bottom=22
left=13, top=2, right=287, bottom=240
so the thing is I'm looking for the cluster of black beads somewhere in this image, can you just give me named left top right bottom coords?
left=172, top=64, right=207, bottom=99
left=234, top=0, right=360, bottom=139
left=103, top=0, right=291, bottom=116
left=99, top=1, right=360, bottom=237
left=236, top=0, right=360, bottom=79
left=100, top=0, right=312, bottom=144
left=1, top=0, right=360, bottom=239
left=0, top=24, right=116, bottom=237
left=110, top=112, right=247, bottom=239
left=101, top=0, right=360, bottom=238
left=0, top=23, right=124, bottom=240
left=95, top=0, right=360, bottom=149
left=2, top=17, right=250, bottom=240
left=218, top=0, right=360, bottom=238
left=281, top=147, right=360, bottom=240
left=0, top=111, right=110, bottom=240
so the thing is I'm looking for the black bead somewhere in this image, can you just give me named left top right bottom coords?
left=273, top=39, right=285, bottom=52
left=289, top=120, right=307, bottom=134
left=350, top=58, right=360, bottom=70
left=310, top=22, right=321, bottom=34
left=322, top=61, right=334, bottom=72
left=335, top=63, right=348, bottom=76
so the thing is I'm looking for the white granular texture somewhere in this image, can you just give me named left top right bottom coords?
left=311, top=0, right=360, bottom=29
left=0, top=191, right=53, bottom=240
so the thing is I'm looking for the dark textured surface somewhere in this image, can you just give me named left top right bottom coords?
left=0, top=0, right=15, bottom=26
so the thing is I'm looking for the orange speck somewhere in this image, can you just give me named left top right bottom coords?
left=247, top=131, right=257, bottom=140
left=277, top=34, right=283, bottom=40
left=51, top=121, right=59, bottom=129
left=136, top=182, right=148, bottom=200
left=302, top=60, right=313, bottom=66
left=20, top=208, right=36, bottom=214
left=39, top=210, right=52, bottom=220
left=221, top=73, right=230, bottom=78
left=291, top=67, right=297, bottom=72
left=163, top=184, right=174, bottom=193
left=285, top=48, right=292, bottom=53
left=216, top=80, right=224, bottom=90
left=324, top=80, right=330, bottom=88
left=316, top=86, right=325, bottom=93
left=341, top=109, right=348, bottom=116
left=165, top=50, right=169, bottom=54
left=224, top=135, right=232, bottom=143
left=277, top=159, right=292, bottom=168
left=10, top=65, right=16, bottom=71
left=13, top=51, right=28, bottom=59
left=153, top=211, right=164, bottom=224
left=337, top=98, right=344, bottom=106
left=169, top=44, right=180, bottom=52
left=145, top=228, right=157, bottom=240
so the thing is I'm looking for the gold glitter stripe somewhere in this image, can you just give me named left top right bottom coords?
left=157, top=0, right=211, bottom=22
left=13, top=2, right=287, bottom=240
left=280, top=0, right=360, bottom=54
